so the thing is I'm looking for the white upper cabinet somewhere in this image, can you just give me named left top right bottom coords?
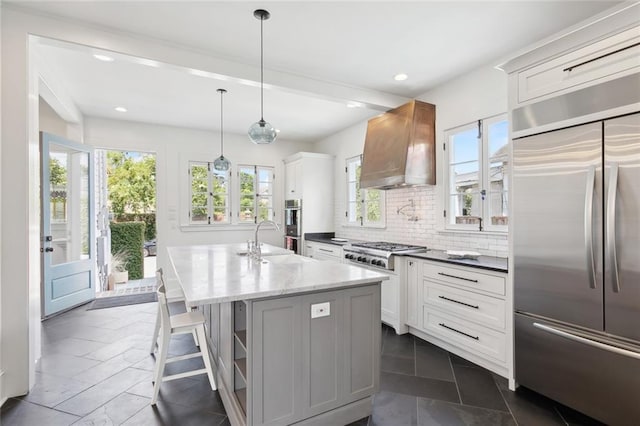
left=500, top=3, right=640, bottom=110
left=517, top=26, right=640, bottom=104
left=283, top=152, right=334, bottom=234
left=284, top=159, right=303, bottom=199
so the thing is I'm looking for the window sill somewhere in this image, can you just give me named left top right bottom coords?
left=179, top=223, right=274, bottom=232
left=342, top=222, right=387, bottom=230
left=439, top=228, right=508, bottom=237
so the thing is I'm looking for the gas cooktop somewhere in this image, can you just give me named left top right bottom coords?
left=349, top=241, right=427, bottom=253
left=344, top=241, right=427, bottom=270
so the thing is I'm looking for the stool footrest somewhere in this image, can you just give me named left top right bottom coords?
left=162, top=368, right=207, bottom=382
left=165, top=352, right=203, bottom=363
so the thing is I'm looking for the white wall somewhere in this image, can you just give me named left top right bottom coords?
left=39, top=97, right=83, bottom=142
left=313, top=65, right=509, bottom=257
left=84, top=117, right=309, bottom=281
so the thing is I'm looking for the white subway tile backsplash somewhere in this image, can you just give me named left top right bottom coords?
left=335, top=185, right=509, bottom=258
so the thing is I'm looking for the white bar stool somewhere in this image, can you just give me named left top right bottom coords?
left=150, top=268, right=197, bottom=353
left=151, top=272, right=216, bottom=405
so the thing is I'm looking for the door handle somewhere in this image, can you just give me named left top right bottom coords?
left=585, top=166, right=596, bottom=289
left=45, top=247, right=54, bottom=252
left=533, top=322, right=640, bottom=360
left=437, top=272, right=478, bottom=283
left=607, top=163, right=620, bottom=293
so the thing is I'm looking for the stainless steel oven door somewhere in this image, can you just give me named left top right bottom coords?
left=285, top=199, right=301, bottom=237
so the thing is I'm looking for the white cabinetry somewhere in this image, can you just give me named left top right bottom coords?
left=517, top=26, right=640, bottom=104
left=283, top=152, right=334, bottom=236
left=284, top=160, right=303, bottom=199
left=403, top=258, right=512, bottom=385
left=304, top=241, right=343, bottom=261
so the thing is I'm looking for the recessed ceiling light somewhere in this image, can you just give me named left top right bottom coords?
left=394, top=73, right=408, bottom=81
left=114, top=107, right=127, bottom=113
left=347, top=101, right=363, bottom=108
left=93, top=54, right=114, bottom=62
left=275, top=129, right=281, bottom=133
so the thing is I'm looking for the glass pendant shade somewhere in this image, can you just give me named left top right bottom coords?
left=249, top=9, right=277, bottom=145
left=213, top=155, right=231, bottom=171
left=248, top=119, right=277, bottom=145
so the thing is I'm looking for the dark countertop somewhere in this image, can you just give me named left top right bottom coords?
left=303, top=234, right=508, bottom=272
left=304, top=233, right=353, bottom=246
left=402, top=250, right=508, bottom=273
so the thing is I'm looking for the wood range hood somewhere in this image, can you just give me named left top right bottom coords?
left=360, top=100, right=436, bottom=190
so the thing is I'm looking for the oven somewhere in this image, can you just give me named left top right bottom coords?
left=284, top=199, right=302, bottom=237
left=343, top=241, right=427, bottom=333
left=343, top=241, right=427, bottom=271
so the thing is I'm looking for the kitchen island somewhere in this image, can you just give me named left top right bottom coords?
left=167, top=243, right=389, bottom=426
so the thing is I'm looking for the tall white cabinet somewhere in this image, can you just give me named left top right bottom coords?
left=283, top=152, right=334, bottom=236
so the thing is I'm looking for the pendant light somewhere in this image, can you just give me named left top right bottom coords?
left=248, top=9, right=277, bottom=145
left=213, top=88, right=231, bottom=171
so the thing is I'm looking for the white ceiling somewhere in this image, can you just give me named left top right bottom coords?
left=15, top=1, right=620, bottom=142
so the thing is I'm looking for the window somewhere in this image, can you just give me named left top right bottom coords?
left=238, top=165, right=274, bottom=223
left=346, top=155, right=385, bottom=227
left=189, top=161, right=230, bottom=224
left=444, top=114, right=508, bottom=232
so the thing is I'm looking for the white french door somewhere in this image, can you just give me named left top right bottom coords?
left=41, top=132, right=96, bottom=317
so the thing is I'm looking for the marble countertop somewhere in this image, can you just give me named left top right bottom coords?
left=167, top=243, right=389, bottom=306
left=402, top=250, right=508, bottom=273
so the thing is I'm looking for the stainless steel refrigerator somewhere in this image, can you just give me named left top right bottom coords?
left=513, top=112, right=640, bottom=425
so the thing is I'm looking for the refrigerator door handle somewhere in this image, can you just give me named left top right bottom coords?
left=533, top=322, right=640, bottom=360
left=607, top=163, right=620, bottom=293
left=585, top=166, right=596, bottom=289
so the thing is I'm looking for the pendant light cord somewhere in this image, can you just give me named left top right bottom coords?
left=260, top=15, right=264, bottom=122
left=220, top=90, right=224, bottom=155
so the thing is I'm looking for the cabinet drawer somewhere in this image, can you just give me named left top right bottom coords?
left=423, top=281, right=506, bottom=330
left=518, top=26, right=640, bottom=103
left=422, top=262, right=505, bottom=296
left=423, top=308, right=506, bottom=363
left=313, top=243, right=342, bottom=259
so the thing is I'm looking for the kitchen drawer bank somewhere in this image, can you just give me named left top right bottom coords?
left=401, top=256, right=513, bottom=389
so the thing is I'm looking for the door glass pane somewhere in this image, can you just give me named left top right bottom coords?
left=49, top=144, right=90, bottom=265
left=364, top=190, right=382, bottom=222
left=213, top=208, right=227, bottom=223
left=451, top=127, right=478, bottom=164
left=258, top=181, right=272, bottom=196
left=450, top=162, right=479, bottom=194
left=450, top=192, right=481, bottom=225
left=488, top=120, right=508, bottom=158
left=489, top=191, right=509, bottom=226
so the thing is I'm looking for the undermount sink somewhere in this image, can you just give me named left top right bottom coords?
left=262, top=254, right=314, bottom=265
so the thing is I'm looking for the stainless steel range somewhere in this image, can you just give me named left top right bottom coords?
left=343, top=241, right=427, bottom=270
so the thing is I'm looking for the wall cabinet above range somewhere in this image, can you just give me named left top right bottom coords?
left=283, top=152, right=334, bottom=235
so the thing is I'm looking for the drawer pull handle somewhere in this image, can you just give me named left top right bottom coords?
left=318, top=248, right=333, bottom=253
left=563, top=41, right=640, bottom=72
left=438, top=272, right=478, bottom=283
left=438, top=295, right=479, bottom=309
left=439, top=323, right=479, bottom=340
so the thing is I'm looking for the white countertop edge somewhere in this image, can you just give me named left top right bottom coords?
left=167, top=243, right=389, bottom=306
left=184, top=276, right=388, bottom=306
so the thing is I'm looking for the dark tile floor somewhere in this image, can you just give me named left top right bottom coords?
left=1, top=302, right=603, bottom=426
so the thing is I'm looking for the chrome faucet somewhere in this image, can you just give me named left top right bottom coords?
left=252, top=220, right=281, bottom=259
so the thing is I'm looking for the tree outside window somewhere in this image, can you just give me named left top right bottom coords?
left=346, top=155, right=385, bottom=227
left=238, top=165, right=274, bottom=223
left=188, top=161, right=230, bottom=224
